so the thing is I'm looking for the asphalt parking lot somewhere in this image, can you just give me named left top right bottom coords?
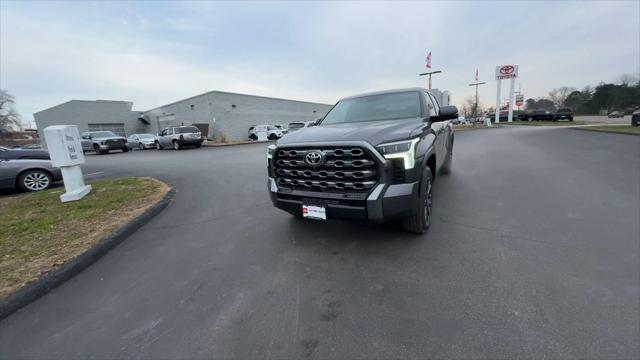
left=1, top=126, right=638, bottom=359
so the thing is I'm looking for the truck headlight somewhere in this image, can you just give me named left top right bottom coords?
left=267, top=144, right=276, bottom=159
left=376, top=138, right=420, bottom=169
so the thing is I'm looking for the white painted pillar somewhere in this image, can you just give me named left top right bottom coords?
left=495, top=80, right=502, bottom=123
left=507, top=77, right=516, bottom=122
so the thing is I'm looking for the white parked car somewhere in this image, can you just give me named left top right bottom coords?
left=248, top=125, right=283, bottom=141
left=286, top=120, right=317, bottom=132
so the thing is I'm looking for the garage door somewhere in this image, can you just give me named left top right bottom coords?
left=88, top=123, right=126, bottom=137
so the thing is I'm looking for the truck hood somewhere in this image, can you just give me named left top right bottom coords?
left=92, top=136, right=126, bottom=141
left=277, top=118, right=427, bottom=146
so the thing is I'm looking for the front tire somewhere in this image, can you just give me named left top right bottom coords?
left=18, top=170, right=52, bottom=192
left=122, top=147, right=129, bottom=153
left=139, top=143, right=145, bottom=150
left=156, top=141, right=163, bottom=150
left=402, top=167, right=433, bottom=234
left=173, top=140, right=182, bottom=150
left=93, top=144, right=106, bottom=155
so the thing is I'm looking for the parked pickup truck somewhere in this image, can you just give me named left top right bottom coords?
left=81, top=131, right=129, bottom=154
left=267, top=88, right=457, bottom=234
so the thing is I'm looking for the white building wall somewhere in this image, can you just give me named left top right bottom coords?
left=144, top=91, right=333, bottom=141
left=33, top=100, right=142, bottom=148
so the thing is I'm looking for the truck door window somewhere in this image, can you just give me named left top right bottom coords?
left=425, top=92, right=437, bottom=116
left=428, top=93, right=440, bottom=115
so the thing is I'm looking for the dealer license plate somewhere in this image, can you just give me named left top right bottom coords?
left=302, top=205, right=326, bottom=220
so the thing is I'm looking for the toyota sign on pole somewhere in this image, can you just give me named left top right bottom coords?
left=494, top=65, right=519, bottom=123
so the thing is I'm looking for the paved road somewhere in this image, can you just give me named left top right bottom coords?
left=1, top=127, right=638, bottom=359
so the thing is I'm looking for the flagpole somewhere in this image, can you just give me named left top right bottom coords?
left=468, top=69, right=485, bottom=118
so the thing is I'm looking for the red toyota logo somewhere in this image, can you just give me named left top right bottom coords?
left=500, top=65, right=515, bottom=75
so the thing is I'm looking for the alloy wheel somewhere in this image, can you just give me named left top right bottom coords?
left=23, top=172, right=50, bottom=191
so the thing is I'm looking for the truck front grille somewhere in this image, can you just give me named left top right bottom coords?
left=106, top=139, right=125, bottom=146
left=273, top=146, right=378, bottom=192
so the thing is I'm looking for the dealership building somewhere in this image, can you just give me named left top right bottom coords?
left=34, top=91, right=334, bottom=145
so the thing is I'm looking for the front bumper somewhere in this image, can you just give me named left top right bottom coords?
left=268, top=177, right=419, bottom=222
left=98, top=143, right=128, bottom=150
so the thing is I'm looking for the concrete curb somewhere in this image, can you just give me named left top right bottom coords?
left=0, top=186, right=176, bottom=321
left=570, top=127, right=640, bottom=136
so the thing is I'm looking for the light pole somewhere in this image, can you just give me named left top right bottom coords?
left=419, top=70, right=442, bottom=90
left=468, top=81, right=486, bottom=118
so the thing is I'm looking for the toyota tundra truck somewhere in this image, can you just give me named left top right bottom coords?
left=267, top=88, right=457, bottom=234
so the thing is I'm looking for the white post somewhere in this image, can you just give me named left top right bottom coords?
left=495, top=79, right=502, bottom=123
left=43, top=125, right=91, bottom=202
left=507, top=77, right=516, bottom=122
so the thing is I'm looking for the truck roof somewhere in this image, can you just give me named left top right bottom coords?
left=341, top=87, right=427, bottom=100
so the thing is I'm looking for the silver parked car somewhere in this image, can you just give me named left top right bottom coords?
left=0, top=159, right=62, bottom=192
left=156, top=126, right=203, bottom=150
left=127, top=133, right=157, bottom=150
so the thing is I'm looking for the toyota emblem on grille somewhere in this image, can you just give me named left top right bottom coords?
left=305, top=151, right=324, bottom=166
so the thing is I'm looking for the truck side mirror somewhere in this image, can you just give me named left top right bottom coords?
left=432, top=106, right=459, bottom=122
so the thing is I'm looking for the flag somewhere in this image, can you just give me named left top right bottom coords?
left=425, top=51, right=431, bottom=69
left=475, top=68, right=478, bottom=81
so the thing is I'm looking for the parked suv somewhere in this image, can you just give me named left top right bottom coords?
left=156, top=126, right=203, bottom=150
left=554, top=108, right=574, bottom=121
left=267, top=88, right=457, bottom=234
left=81, top=131, right=128, bottom=154
left=248, top=125, right=284, bottom=141
left=524, top=109, right=554, bottom=121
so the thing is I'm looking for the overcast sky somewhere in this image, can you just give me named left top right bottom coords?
left=1, top=0, right=638, bottom=125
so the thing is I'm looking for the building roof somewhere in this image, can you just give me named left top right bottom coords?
left=144, top=90, right=334, bottom=112
left=33, top=100, right=134, bottom=116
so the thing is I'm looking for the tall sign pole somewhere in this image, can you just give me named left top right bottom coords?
left=507, top=77, right=516, bottom=122
left=495, top=80, right=502, bottom=124
left=495, top=65, right=519, bottom=124
left=420, top=70, right=442, bottom=90
left=468, top=68, right=486, bottom=118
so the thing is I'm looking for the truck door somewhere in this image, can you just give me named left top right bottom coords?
left=426, top=92, right=445, bottom=169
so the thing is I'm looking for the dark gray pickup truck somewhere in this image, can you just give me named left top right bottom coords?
left=81, top=131, right=129, bottom=154
left=267, top=88, right=457, bottom=234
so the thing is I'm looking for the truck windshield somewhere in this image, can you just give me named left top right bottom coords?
left=321, top=91, right=421, bottom=125
left=177, top=127, right=199, bottom=133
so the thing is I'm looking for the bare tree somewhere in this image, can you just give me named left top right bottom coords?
left=548, top=87, right=576, bottom=108
left=619, top=73, right=640, bottom=86
left=0, top=90, right=22, bottom=136
left=460, top=96, right=478, bottom=119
